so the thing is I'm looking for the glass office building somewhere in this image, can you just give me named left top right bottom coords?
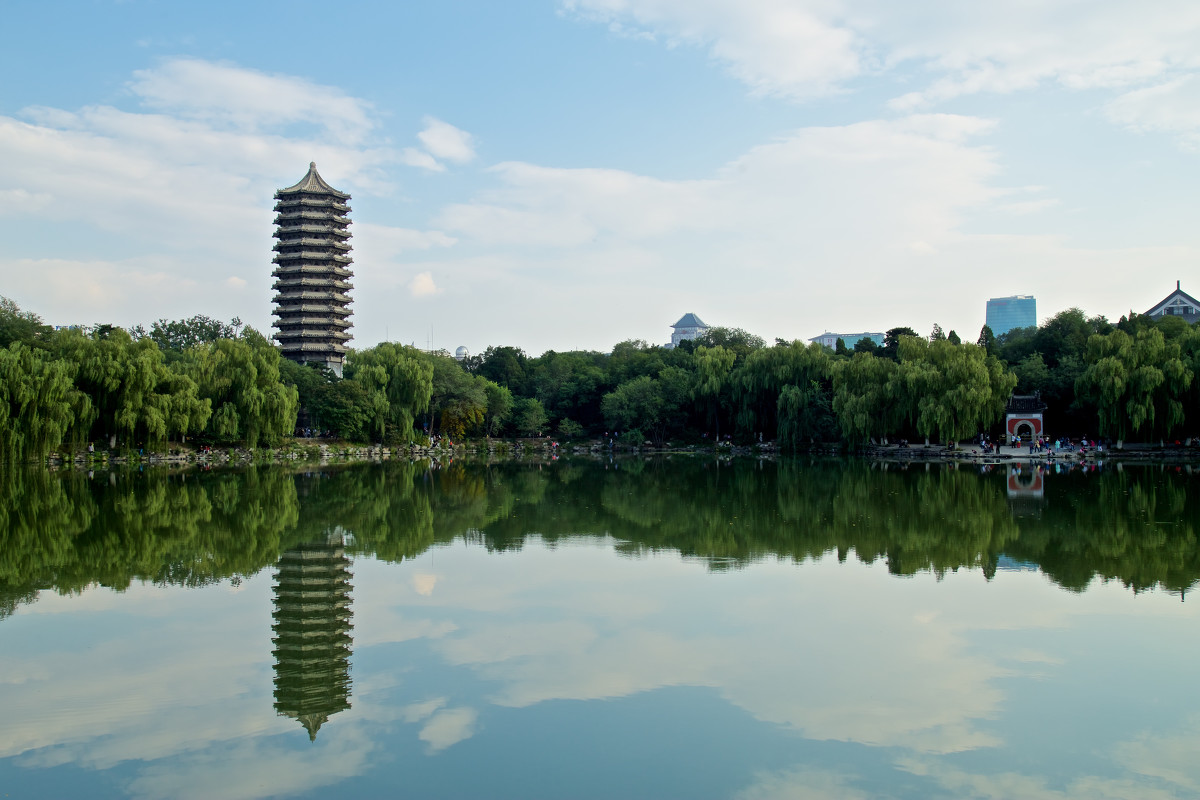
left=986, top=295, right=1036, bottom=336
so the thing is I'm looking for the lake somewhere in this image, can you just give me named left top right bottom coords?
left=1, top=457, right=1198, bottom=799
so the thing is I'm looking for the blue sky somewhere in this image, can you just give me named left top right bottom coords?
left=2, top=0, right=1198, bottom=355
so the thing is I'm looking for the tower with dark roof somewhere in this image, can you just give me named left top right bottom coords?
left=272, top=163, right=354, bottom=377
left=668, top=312, right=709, bottom=348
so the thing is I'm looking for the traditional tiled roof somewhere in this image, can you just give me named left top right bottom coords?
left=276, top=163, right=351, bottom=200
left=1006, top=394, right=1047, bottom=413
left=672, top=313, right=707, bottom=328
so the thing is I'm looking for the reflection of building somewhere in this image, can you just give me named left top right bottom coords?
left=1006, top=464, right=1045, bottom=518
left=272, top=162, right=354, bottom=377
left=667, top=313, right=709, bottom=348
left=1145, top=281, right=1200, bottom=324
left=809, top=331, right=885, bottom=350
left=272, top=530, right=354, bottom=740
left=986, top=295, right=1036, bottom=336
left=1005, top=394, right=1046, bottom=441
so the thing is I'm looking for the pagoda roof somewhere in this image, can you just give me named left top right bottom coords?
left=671, top=313, right=707, bottom=329
left=276, top=163, right=351, bottom=200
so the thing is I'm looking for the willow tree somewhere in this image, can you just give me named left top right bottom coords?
left=693, top=345, right=736, bottom=440
left=777, top=380, right=836, bottom=448
left=733, top=341, right=831, bottom=437
left=831, top=352, right=897, bottom=444
left=186, top=329, right=298, bottom=447
left=1076, top=327, right=1193, bottom=441
left=345, top=343, right=434, bottom=442
left=893, top=337, right=1016, bottom=443
left=0, top=344, right=92, bottom=461
left=50, top=328, right=207, bottom=448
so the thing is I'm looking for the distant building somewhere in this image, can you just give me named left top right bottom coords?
left=1145, top=281, right=1200, bottom=324
left=272, top=163, right=354, bottom=377
left=809, top=332, right=885, bottom=350
left=667, top=313, right=709, bottom=348
left=454, top=346, right=469, bottom=361
left=985, top=295, right=1036, bottom=337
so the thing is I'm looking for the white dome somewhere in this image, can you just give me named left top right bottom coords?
left=455, top=346, right=469, bottom=359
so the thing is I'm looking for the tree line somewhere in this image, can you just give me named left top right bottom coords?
left=3, top=296, right=1198, bottom=459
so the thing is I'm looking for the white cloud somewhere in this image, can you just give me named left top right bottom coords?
left=416, top=117, right=476, bottom=163
left=413, top=573, right=438, bottom=595
left=736, top=766, right=873, bottom=800
left=1105, top=75, right=1200, bottom=150
left=400, top=147, right=445, bottom=172
left=128, top=58, right=376, bottom=145
left=417, top=707, right=478, bottom=752
left=565, top=0, right=1200, bottom=112
left=563, top=0, right=861, bottom=98
left=408, top=271, right=442, bottom=297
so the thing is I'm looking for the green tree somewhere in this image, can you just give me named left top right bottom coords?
left=882, top=327, right=919, bottom=361
left=53, top=328, right=209, bottom=447
left=693, top=327, right=765, bottom=365
left=427, top=355, right=488, bottom=437
left=976, top=325, right=996, bottom=355
left=893, top=338, right=1016, bottom=443
left=512, top=397, right=548, bottom=436
left=777, top=381, right=836, bottom=448
left=474, top=346, right=529, bottom=394
left=346, top=343, right=434, bottom=442
left=602, top=376, right=666, bottom=442
left=1076, top=327, right=1193, bottom=441
left=483, top=381, right=514, bottom=436
left=0, top=296, right=51, bottom=349
left=0, top=344, right=92, bottom=461
left=185, top=329, right=296, bottom=447
left=131, top=315, right=243, bottom=355
left=832, top=352, right=898, bottom=444
left=693, top=345, right=736, bottom=440
left=732, top=341, right=831, bottom=437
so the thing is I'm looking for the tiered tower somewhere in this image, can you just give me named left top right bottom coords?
left=271, top=531, right=354, bottom=741
left=272, top=163, right=354, bottom=377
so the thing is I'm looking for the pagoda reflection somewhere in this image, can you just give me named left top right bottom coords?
left=272, top=529, right=354, bottom=740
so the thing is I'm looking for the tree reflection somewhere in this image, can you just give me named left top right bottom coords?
left=1, top=457, right=1197, bottom=619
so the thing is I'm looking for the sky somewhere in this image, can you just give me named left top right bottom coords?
left=1, top=0, right=1198, bottom=356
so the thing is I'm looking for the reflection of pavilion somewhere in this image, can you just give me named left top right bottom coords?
left=272, top=529, right=354, bottom=740
left=1006, top=464, right=1045, bottom=518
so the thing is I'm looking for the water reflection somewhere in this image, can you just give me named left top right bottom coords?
left=271, top=530, right=354, bottom=740
left=1, top=457, right=1198, bottom=620
left=3, top=457, right=1200, bottom=798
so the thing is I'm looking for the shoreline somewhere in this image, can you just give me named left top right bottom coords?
left=35, top=437, right=1200, bottom=471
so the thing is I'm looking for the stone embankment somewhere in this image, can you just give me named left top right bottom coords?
left=41, top=437, right=1200, bottom=469
left=44, top=437, right=569, bottom=469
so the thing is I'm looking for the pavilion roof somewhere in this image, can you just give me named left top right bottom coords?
left=672, top=313, right=707, bottom=328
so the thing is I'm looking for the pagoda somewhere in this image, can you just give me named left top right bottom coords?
left=272, top=163, right=354, bottom=377
left=271, top=531, right=354, bottom=741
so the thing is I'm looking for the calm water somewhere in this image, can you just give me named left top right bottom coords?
left=2, top=457, right=1199, bottom=799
